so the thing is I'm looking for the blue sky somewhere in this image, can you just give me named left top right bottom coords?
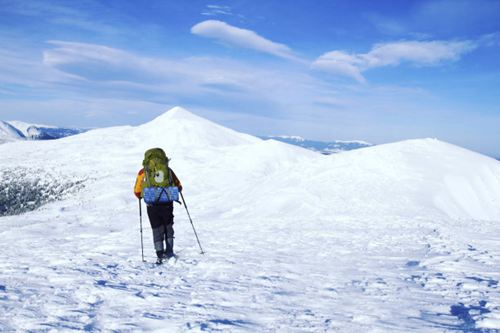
left=0, top=0, right=499, bottom=156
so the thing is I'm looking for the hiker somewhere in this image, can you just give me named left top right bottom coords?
left=134, top=148, right=182, bottom=264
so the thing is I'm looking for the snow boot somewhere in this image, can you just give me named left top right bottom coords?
left=156, top=250, right=164, bottom=265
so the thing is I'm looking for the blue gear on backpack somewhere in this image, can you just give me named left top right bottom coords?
left=144, top=186, right=179, bottom=205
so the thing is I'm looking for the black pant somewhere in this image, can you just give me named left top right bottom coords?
left=146, top=203, right=174, bottom=255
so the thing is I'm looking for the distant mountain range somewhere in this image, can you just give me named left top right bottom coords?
left=0, top=120, right=88, bottom=144
left=2, top=120, right=372, bottom=154
left=260, top=135, right=372, bottom=154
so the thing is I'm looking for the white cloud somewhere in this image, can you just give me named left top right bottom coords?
left=0, top=47, right=82, bottom=88
left=478, top=32, right=500, bottom=47
left=202, top=5, right=233, bottom=16
left=313, top=51, right=367, bottom=83
left=40, top=40, right=331, bottom=112
left=313, top=40, right=476, bottom=82
left=365, top=40, right=475, bottom=66
left=42, top=40, right=260, bottom=91
left=191, top=20, right=300, bottom=61
left=44, top=41, right=133, bottom=67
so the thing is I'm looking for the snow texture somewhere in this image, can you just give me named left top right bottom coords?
left=1, top=106, right=499, bottom=332
left=0, top=167, right=87, bottom=216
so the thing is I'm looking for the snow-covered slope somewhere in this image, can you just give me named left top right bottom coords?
left=0, top=121, right=25, bottom=144
left=1, top=106, right=499, bottom=332
left=309, top=138, right=500, bottom=221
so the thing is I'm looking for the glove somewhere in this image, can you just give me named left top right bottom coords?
left=134, top=192, right=142, bottom=199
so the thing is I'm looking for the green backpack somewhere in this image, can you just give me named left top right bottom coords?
left=142, top=148, right=178, bottom=205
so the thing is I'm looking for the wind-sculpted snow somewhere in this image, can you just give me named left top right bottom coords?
left=0, top=106, right=499, bottom=332
left=0, top=168, right=87, bottom=216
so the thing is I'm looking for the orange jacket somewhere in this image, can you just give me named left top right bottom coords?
left=134, top=168, right=182, bottom=199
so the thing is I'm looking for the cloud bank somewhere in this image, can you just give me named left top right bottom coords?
left=313, top=40, right=476, bottom=82
left=39, top=40, right=335, bottom=112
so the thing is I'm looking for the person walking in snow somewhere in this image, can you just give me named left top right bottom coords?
left=134, top=148, right=182, bottom=264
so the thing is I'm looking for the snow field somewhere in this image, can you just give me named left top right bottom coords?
left=1, top=107, right=499, bottom=332
left=1, top=210, right=498, bottom=331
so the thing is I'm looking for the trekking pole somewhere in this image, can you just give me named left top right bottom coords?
left=180, top=192, right=205, bottom=254
left=139, top=198, right=145, bottom=262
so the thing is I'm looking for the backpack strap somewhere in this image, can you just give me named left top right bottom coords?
left=168, top=168, right=174, bottom=187
left=159, top=187, right=170, bottom=202
left=144, top=166, right=150, bottom=184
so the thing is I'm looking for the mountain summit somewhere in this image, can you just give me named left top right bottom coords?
left=138, top=106, right=260, bottom=148
left=149, top=106, right=206, bottom=122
